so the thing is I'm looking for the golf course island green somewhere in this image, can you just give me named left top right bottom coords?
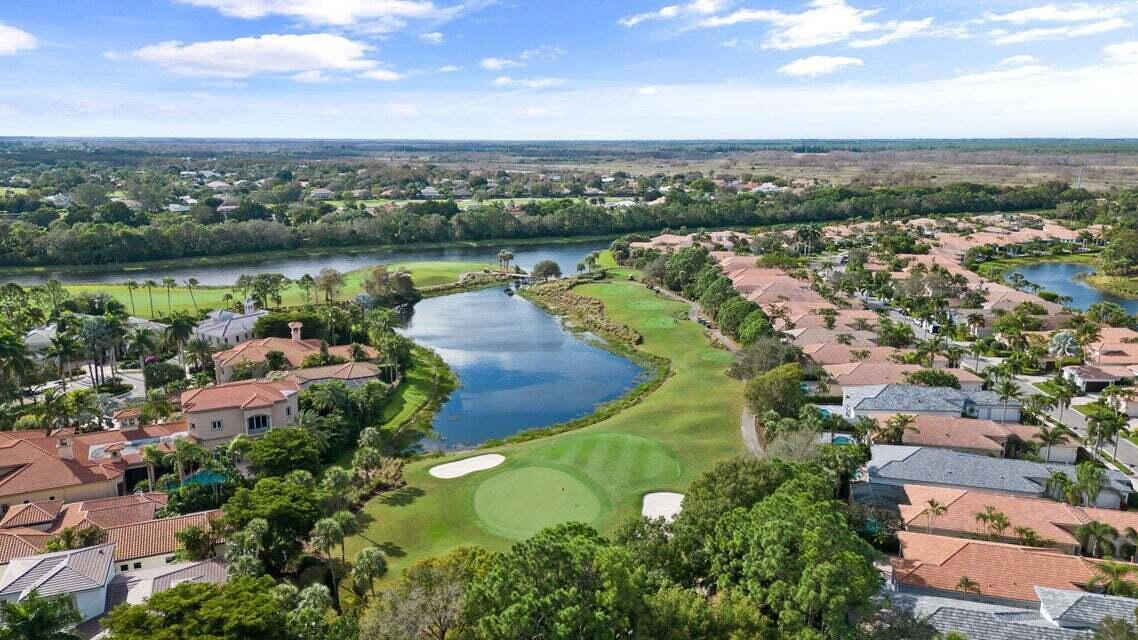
left=344, top=269, right=745, bottom=583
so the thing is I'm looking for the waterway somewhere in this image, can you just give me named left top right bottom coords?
left=2, top=239, right=611, bottom=286
left=398, top=287, right=646, bottom=450
left=1011, top=261, right=1138, bottom=314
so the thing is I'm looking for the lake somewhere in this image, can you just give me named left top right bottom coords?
left=1012, top=261, right=1138, bottom=314
left=3, top=239, right=611, bottom=286
left=399, top=288, right=646, bottom=450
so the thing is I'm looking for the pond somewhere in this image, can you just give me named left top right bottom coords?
left=398, top=287, right=646, bottom=450
left=1011, top=261, right=1138, bottom=314
left=3, top=239, right=612, bottom=286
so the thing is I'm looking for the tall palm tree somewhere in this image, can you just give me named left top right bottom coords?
left=142, top=280, right=158, bottom=318
left=164, top=311, right=196, bottom=374
left=164, top=438, right=208, bottom=484
left=125, top=328, right=159, bottom=373
left=1090, top=562, right=1135, bottom=597
left=1034, top=425, right=1071, bottom=463
left=956, top=575, right=980, bottom=601
left=162, top=277, right=177, bottom=314
left=0, top=327, right=35, bottom=404
left=1077, top=462, right=1106, bottom=507
left=310, top=518, right=345, bottom=609
left=331, top=511, right=358, bottom=563
left=1051, top=379, right=1076, bottom=425
left=351, top=547, right=387, bottom=600
left=37, top=387, right=70, bottom=436
left=185, top=337, right=214, bottom=373
left=141, top=443, right=165, bottom=490
left=496, top=249, right=514, bottom=272
left=1076, top=520, right=1119, bottom=558
left=993, top=378, right=1022, bottom=424
left=876, top=413, right=918, bottom=445
left=124, top=280, right=139, bottom=316
left=922, top=498, right=947, bottom=534
left=184, top=278, right=200, bottom=312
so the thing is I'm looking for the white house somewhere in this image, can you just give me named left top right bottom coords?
left=0, top=543, right=115, bottom=623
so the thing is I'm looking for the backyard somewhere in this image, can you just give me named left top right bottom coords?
left=343, top=275, right=744, bottom=582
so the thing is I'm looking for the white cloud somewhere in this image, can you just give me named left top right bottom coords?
left=849, top=18, right=933, bottom=47
left=519, top=45, right=566, bottom=60
left=699, top=0, right=934, bottom=50
left=619, top=0, right=728, bottom=27
left=361, top=69, right=406, bottom=81
left=513, top=106, right=558, bottom=117
left=132, top=33, right=376, bottom=78
left=952, top=63, right=1052, bottom=83
left=0, top=23, right=37, bottom=55
left=420, top=31, right=444, bottom=44
left=492, top=76, right=565, bottom=88
left=480, top=57, right=523, bottom=70
left=1105, top=40, right=1138, bottom=62
left=998, top=54, right=1041, bottom=67
left=986, top=3, right=1129, bottom=24
left=777, top=54, right=863, bottom=77
left=437, top=64, right=462, bottom=72
left=990, top=17, right=1129, bottom=44
left=292, top=70, right=331, bottom=83
left=637, top=85, right=666, bottom=95
left=385, top=102, right=420, bottom=116
left=175, top=0, right=453, bottom=33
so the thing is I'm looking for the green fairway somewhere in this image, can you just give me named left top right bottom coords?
left=345, top=276, right=744, bottom=583
left=61, top=260, right=495, bottom=318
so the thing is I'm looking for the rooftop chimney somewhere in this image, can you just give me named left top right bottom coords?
left=288, top=322, right=303, bottom=341
left=57, top=437, right=73, bottom=460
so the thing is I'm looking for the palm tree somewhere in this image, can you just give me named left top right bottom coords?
left=298, top=274, right=316, bottom=304
left=142, top=280, right=158, bottom=318
left=185, top=337, right=214, bottom=373
left=1051, top=378, right=1076, bottom=424
left=125, top=328, right=159, bottom=374
left=0, top=327, right=34, bottom=404
left=141, top=443, right=165, bottom=490
left=1045, top=470, right=1075, bottom=503
left=1077, top=520, right=1119, bottom=558
left=1014, top=526, right=1046, bottom=547
left=993, top=378, right=1022, bottom=424
left=0, top=591, right=81, bottom=640
left=164, top=311, right=196, bottom=374
left=124, top=280, right=139, bottom=316
left=184, top=278, right=200, bottom=312
left=41, top=333, right=78, bottom=393
left=322, top=466, right=353, bottom=512
left=1091, top=562, right=1136, bottom=597
left=1034, top=424, right=1071, bottom=463
left=956, top=575, right=980, bottom=601
left=331, top=511, right=358, bottom=563
left=36, top=387, right=70, bottom=436
left=351, top=547, right=387, bottom=600
left=922, top=498, right=948, bottom=534
left=496, top=249, right=514, bottom=272
left=1076, top=462, right=1106, bottom=507
left=310, top=518, right=345, bottom=608
left=164, top=437, right=208, bottom=484
left=162, top=277, right=177, bottom=313
left=875, top=413, right=918, bottom=445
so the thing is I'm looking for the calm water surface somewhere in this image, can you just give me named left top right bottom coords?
left=1012, top=261, right=1138, bottom=314
left=399, top=288, right=645, bottom=450
left=5, top=240, right=611, bottom=286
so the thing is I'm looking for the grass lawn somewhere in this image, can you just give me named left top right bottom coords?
left=62, top=260, right=495, bottom=318
left=0, top=187, right=29, bottom=196
left=1082, top=273, right=1138, bottom=299
left=344, top=276, right=744, bottom=583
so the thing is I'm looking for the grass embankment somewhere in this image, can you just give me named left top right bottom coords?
left=62, top=261, right=495, bottom=318
left=975, top=252, right=1097, bottom=281
left=344, top=275, right=744, bottom=582
left=1080, top=273, right=1138, bottom=299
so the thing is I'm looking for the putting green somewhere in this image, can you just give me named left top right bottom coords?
left=628, top=299, right=667, bottom=311
left=699, top=349, right=736, bottom=364
left=645, top=316, right=679, bottom=329
left=473, top=466, right=604, bottom=540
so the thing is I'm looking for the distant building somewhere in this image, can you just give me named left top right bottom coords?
left=420, top=186, right=442, bottom=199
left=192, top=300, right=265, bottom=347
left=180, top=379, right=299, bottom=449
left=310, top=188, right=335, bottom=200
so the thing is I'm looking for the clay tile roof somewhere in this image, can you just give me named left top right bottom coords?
left=104, top=510, right=222, bottom=562
left=0, top=500, right=63, bottom=529
left=894, top=532, right=1111, bottom=603
left=213, top=337, right=377, bottom=369
left=0, top=439, right=119, bottom=499
left=879, top=414, right=1028, bottom=453
left=180, top=379, right=298, bottom=413
left=0, top=529, right=51, bottom=564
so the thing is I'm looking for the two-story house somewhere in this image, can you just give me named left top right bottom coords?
left=180, top=379, right=299, bottom=449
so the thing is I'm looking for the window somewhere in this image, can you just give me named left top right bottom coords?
left=211, top=419, right=224, bottom=431
left=286, top=406, right=291, bottom=417
left=120, top=564, right=128, bottom=572
left=165, top=556, right=177, bottom=564
left=133, top=562, right=142, bottom=569
left=247, top=414, right=270, bottom=432
left=189, top=423, right=196, bottom=431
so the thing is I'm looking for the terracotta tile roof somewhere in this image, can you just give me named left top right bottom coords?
left=823, top=364, right=982, bottom=388
left=894, top=532, right=1115, bottom=603
left=876, top=414, right=1038, bottom=453
left=213, top=337, right=377, bottom=369
left=104, top=510, right=221, bottom=562
left=180, top=379, right=298, bottom=413
left=0, top=529, right=51, bottom=564
left=285, top=361, right=383, bottom=386
left=801, top=344, right=908, bottom=366
left=899, top=485, right=1138, bottom=549
left=0, top=438, right=120, bottom=500
left=0, top=500, right=63, bottom=529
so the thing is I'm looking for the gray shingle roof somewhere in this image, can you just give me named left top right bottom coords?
left=848, top=384, right=1022, bottom=413
left=0, top=543, right=114, bottom=600
left=868, top=446, right=1132, bottom=496
left=1037, top=586, right=1138, bottom=630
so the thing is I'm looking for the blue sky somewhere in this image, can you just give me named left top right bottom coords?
left=1, top=0, right=1137, bottom=138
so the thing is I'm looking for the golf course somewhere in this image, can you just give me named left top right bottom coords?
left=344, top=274, right=745, bottom=581
left=59, top=260, right=496, bottom=318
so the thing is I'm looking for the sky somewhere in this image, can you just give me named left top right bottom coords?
left=1, top=0, right=1137, bottom=139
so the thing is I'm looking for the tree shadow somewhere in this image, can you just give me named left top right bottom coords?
left=378, top=486, right=425, bottom=507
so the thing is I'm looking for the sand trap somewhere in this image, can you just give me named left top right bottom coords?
left=642, top=492, right=684, bottom=521
left=429, top=454, right=505, bottom=479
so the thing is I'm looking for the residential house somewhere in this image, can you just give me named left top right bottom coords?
left=1062, top=364, right=1134, bottom=393
left=180, top=379, right=299, bottom=449
left=420, top=186, right=442, bottom=199
left=211, top=322, right=377, bottom=382
left=867, top=445, right=1132, bottom=509
left=894, top=588, right=1138, bottom=639
left=102, top=557, right=226, bottom=610
left=310, top=187, right=335, bottom=200
left=205, top=180, right=233, bottom=193
left=192, top=300, right=266, bottom=347
left=284, top=361, right=385, bottom=389
left=800, top=344, right=910, bottom=368
left=891, top=531, right=1129, bottom=607
left=898, top=485, right=1138, bottom=555
left=106, top=510, right=223, bottom=573
left=844, top=384, right=1022, bottom=422
left=822, top=364, right=983, bottom=397
left=0, top=543, right=116, bottom=623
left=879, top=414, right=1068, bottom=460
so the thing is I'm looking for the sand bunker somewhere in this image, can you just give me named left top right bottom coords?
left=429, top=454, right=506, bottom=479
left=642, top=492, right=684, bottom=521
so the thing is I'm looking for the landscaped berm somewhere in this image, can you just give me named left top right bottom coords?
left=345, top=274, right=744, bottom=582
